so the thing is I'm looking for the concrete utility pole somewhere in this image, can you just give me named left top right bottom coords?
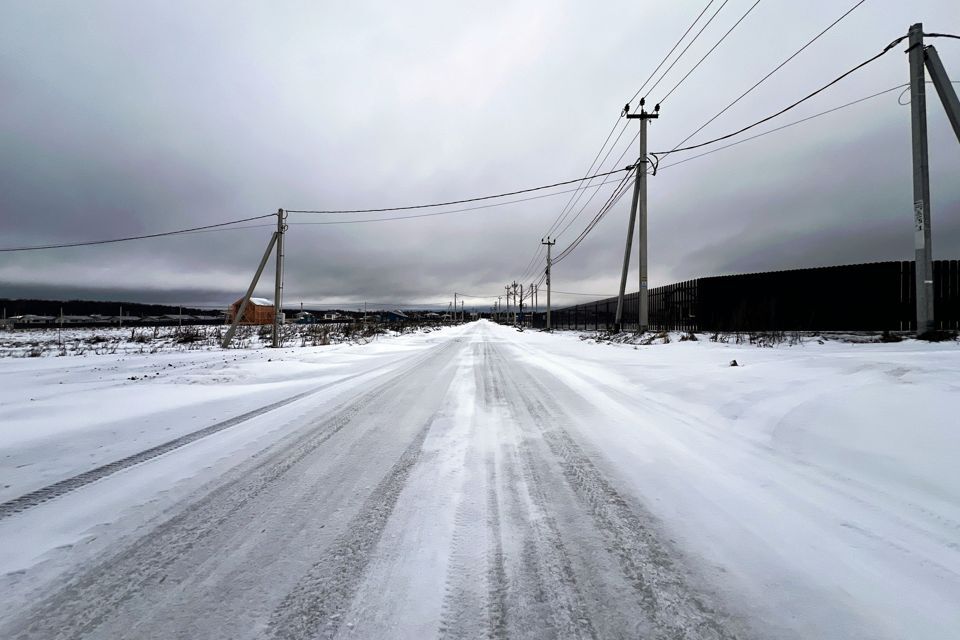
left=511, top=281, right=519, bottom=324
left=615, top=98, right=658, bottom=333
left=906, top=26, right=960, bottom=334
left=222, top=231, right=279, bottom=348
left=908, top=25, right=935, bottom=334
left=519, top=283, right=524, bottom=325
left=273, top=208, right=287, bottom=348
left=908, top=24, right=934, bottom=334
left=454, top=293, right=457, bottom=323
left=542, top=237, right=554, bottom=330
left=505, top=285, right=511, bottom=322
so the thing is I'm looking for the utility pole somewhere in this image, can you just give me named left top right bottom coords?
left=906, top=25, right=960, bottom=334
left=273, top=208, right=287, bottom=348
left=541, top=237, right=555, bottom=330
left=519, top=283, right=524, bottom=326
left=222, top=231, right=278, bottom=348
left=454, top=293, right=458, bottom=323
left=615, top=98, right=658, bottom=332
left=505, top=285, right=511, bottom=323
left=908, top=24, right=934, bottom=334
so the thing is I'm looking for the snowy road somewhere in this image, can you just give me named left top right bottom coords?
left=2, top=321, right=959, bottom=639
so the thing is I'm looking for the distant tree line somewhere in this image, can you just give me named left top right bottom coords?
left=0, top=298, right=215, bottom=318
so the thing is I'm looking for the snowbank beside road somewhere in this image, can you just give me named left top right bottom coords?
left=502, top=325, right=960, bottom=638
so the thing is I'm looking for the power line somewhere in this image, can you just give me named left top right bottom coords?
left=544, top=122, right=633, bottom=239
left=287, top=174, right=630, bottom=226
left=658, top=0, right=764, bottom=105
left=628, top=0, right=718, bottom=105
left=643, top=0, right=733, bottom=100
left=651, top=33, right=909, bottom=156
left=554, top=169, right=632, bottom=239
left=662, top=0, right=868, bottom=158
left=657, top=83, right=912, bottom=171
left=543, top=122, right=624, bottom=240
left=528, top=0, right=721, bottom=275
left=287, top=167, right=632, bottom=215
left=553, top=169, right=637, bottom=265
left=0, top=214, right=276, bottom=253
left=548, top=76, right=923, bottom=274
left=545, top=0, right=719, bottom=238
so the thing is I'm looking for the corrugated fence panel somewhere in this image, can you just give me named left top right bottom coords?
left=542, top=260, right=958, bottom=332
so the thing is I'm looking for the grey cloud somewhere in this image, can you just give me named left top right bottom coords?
left=1, top=0, right=959, bottom=310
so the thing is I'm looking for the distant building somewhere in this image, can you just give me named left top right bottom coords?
left=381, top=310, right=409, bottom=323
left=228, top=297, right=275, bottom=325
left=10, top=314, right=56, bottom=324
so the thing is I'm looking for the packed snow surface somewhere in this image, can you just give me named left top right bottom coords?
left=0, top=321, right=957, bottom=639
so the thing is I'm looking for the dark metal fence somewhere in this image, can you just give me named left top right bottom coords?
left=532, top=260, right=960, bottom=332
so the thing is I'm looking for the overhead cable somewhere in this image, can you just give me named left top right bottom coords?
left=658, top=0, right=764, bottom=104
left=652, top=34, right=910, bottom=156
left=287, top=167, right=632, bottom=215
left=643, top=0, right=733, bottom=99
left=664, top=0, right=868, bottom=155
left=0, top=214, right=276, bottom=253
left=288, top=174, right=630, bottom=226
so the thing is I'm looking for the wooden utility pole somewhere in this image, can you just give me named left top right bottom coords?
left=615, top=98, right=658, bottom=332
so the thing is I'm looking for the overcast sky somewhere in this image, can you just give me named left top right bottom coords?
left=1, top=0, right=958, bottom=310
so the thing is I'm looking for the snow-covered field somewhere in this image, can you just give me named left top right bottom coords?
left=0, top=322, right=422, bottom=358
left=1, top=321, right=957, bottom=639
